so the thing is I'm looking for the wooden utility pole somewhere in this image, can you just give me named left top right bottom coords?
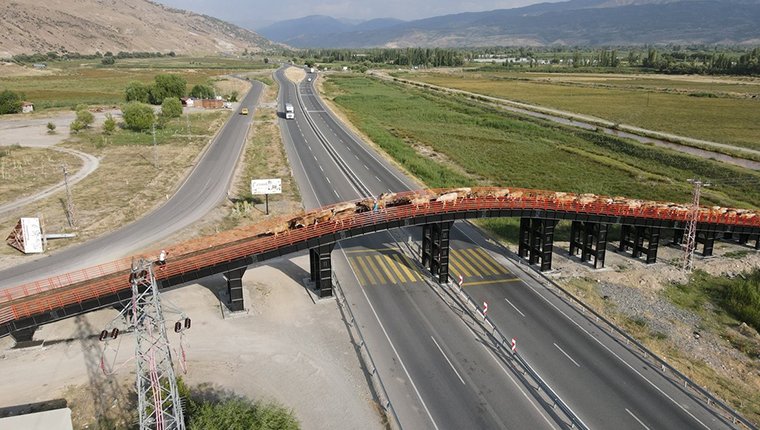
left=62, top=164, right=77, bottom=228
left=152, top=122, right=159, bottom=169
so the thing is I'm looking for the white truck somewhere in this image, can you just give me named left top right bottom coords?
left=285, top=103, right=295, bottom=120
left=309, top=67, right=315, bottom=73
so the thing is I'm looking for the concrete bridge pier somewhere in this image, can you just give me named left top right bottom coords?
left=569, top=221, right=609, bottom=269
left=224, top=267, right=247, bottom=312
left=422, top=221, right=453, bottom=283
left=310, top=243, right=335, bottom=298
left=518, top=218, right=558, bottom=272
left=619, top=225, right=660, bottom=264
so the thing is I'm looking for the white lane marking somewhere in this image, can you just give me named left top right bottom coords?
left=457, top=224, right=711, bottom=430
left=467, top=326, right=559, bottom=430
left=364, top=164, right=369, bottom=170
left=346, top=145, right=351, bottom=151
left=375, top=176, right=381, bottom=182
left=308, top=144, right=312, bottom=150
left=319, top=165, right=324, bottom=172
left=333, top=189, right=340, bottom=199
left=504, top=298, right=525, bottom=317
left=339, top=247, right=441, bottom=430
left=313, top=155, right=318, bottom=161
left=626, top=408, right=652, bottom=430
left=355, top=155, right=360, bottom=160
left=431, top=336, right=465, bottom=385
left=553, top=343, right=580, bottom=367
left=326, top=177, right=331, bottom=184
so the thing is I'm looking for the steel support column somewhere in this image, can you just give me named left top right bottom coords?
left=518, top=218, right=531, bottom=259
left=10, top=327, right=37, bottom=343
left=570, top=221, right=608, bottom=269
left=697, top=231, right=716, bottom=257
left=224, top=267, right=247, bottom=312
left=309, top=243, right=335, bottom=298
left=519, top=218, right=557, bottom=272
left=620, top=226, right=660, bottom=264
left=424, top=221, right=453, bottom=283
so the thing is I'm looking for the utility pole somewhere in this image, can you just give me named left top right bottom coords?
left=152, top=122, right=159, bottom=169
left=683, top=179, right=709, bottom=273
left=62, top=164, right=77, bottom=228
left=100, top=259, right=188, bottom=430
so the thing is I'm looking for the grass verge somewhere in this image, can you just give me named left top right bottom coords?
left=0, top=145, right=82, bottom=204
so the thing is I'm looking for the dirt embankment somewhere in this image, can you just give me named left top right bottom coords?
left=284, top=67, right=306, bottom=84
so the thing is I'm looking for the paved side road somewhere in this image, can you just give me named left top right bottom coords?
left=0, top=82, right=263, bottom=289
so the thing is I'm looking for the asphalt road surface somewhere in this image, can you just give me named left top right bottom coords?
left=276, top=67, right=739, bottom=430
left=0, top=81, right=263, bottom=289
left=277, top=67, right=564, bottom=429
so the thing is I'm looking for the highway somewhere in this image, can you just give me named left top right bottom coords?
left=277, top=67, right=740, bottom=430
left=276, top=68, right=564, bottom=429
left=0, top=81, right=263, bottom=289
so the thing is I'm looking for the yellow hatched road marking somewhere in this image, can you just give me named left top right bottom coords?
left=377, top=254, right=407, bottom=283
left=366, top=255, right=389, bottom=284
left=348, top=257, right=369, bottom=286
left=473, top=248, right=510, bottom=274
left=357, top=256, right=379, bottom=285
left=393, top=254, right=421, bottom=282
left=463, top=278, right=522, bottom=287
left=460, top=248, right=496, bottom=275
left=345, top=247, right=397, bottom=254
left=451, top=249, right=478, bottom=277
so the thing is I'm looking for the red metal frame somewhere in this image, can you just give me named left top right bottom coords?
left=2, top=187, right=758, bottom=325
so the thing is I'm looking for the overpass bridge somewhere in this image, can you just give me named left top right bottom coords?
left=2, top=186, right=758, bottom=339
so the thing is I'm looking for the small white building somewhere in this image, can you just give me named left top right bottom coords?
left=21, top=102, right=34, bottom=113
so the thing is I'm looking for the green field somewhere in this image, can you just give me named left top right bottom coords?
left=0, top=57, right=275, bottom=109
left=324, top=75, right=760, bottom=210
left=393, top=71, right=760, bottom=151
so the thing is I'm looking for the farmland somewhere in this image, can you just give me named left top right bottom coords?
left=392, top=70, right=760, bottom=152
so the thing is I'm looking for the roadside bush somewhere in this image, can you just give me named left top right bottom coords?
left=103, top=113, right=116, bottom=134
left=0, top=89, right=23, bottom=114
left=189, top=83, right=214, bottom=99
left=721, top=269, right=760, bottom=332
left=69, top=120, right=84, bottom=133
left=227, top=91, right=239, bottom=102
left=101, top=55, right=115, bottom=65
left=75, top=108, right=94, bottom=129
left=125, top=81, right=151, bottom=103
left=47, top=122, right=56, bottom=134
left=160, top=97, right=182, bottom=119
left=149, top=74, right=187, bottom=104
left=122, top=102, right=155, bottom=131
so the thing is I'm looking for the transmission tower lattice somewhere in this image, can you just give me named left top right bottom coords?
left=103, top=259, right=186, bottom=430
left=683, top=179, right=709, bottom=273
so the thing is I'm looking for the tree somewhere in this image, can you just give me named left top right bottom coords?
left=125, top=81, right=151, bottom=103
left=189, top=84, right=215, bottom=99
left=75, top=108, right=94, bottom=129
left=160, top=97, right=182, bottom=120
left=122, top=102, right=155, bottom=131
left=0, top=89, right=23, bottom=115
left=263, top=57, right=269, bottom=64
left=149, top=74, right=187, bottom=104
left=47, top=122, right=56, bottom=134
left=101, top=56, right=115, bottom=65
left=227, top=91, right=239, bottom=102
left=103, top=113, right=116, bottom=134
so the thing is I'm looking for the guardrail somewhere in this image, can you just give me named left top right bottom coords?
left=332, top=274, right=402, bottom=430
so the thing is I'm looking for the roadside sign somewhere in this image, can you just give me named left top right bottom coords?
left=511, top=338, right=517, bottom=352
left=251, top=178, right=282, bottom=195
left=483, top=301, right=488, bottom=316
left=458, top=275, right=464, bottom=287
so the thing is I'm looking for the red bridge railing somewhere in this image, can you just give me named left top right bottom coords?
left=2, top=187, right=758, bottom=325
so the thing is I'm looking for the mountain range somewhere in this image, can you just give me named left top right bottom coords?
left=0, top=0, right=276, bottom=57
left=257, top=0, right=760, bottom=47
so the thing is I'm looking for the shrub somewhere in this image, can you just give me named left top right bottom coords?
left=149, top=74, right=187, bottom=104
left=47, top=122, right=56, bottom=134
left=122, top=102, right=155, bottom=131
left=125, top=81, right=151, bottom=103
left=69, top=120, right=84, bottom=133
left=721, top=269, right=760, bottom=332
left=160, top=97, right=182, bottom=120
left=103, top=113, right=116, bottom=134
left=227, top=91, right=239, bottom=102
left=75, top=108, right=94, bottom=129
left=0, top=89, right=23, bottom=114
left=101, top=56, right=115, bottom=65
left=189, top=84, right=214, bottom=99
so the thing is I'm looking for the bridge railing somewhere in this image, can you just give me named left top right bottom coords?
left=2, top=187, right=759, bottom=325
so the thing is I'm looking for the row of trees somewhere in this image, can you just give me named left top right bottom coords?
left=10, top=50, right=175, bottom=64
left=297, top=48, right=465, bottom=67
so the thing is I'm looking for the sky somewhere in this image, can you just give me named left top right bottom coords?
left=156, top=0, right=555, bottom=29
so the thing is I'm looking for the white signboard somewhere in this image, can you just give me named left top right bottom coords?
left=251, top=178, right=282, bottom=195
left=21, top=217, right=44, bottom=254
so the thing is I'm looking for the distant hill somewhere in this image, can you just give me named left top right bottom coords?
left=259, top=0, right=760, bottom=47
left=257, top=15, right=405, bottom=47
left=0, top=0, right=278, bottom=57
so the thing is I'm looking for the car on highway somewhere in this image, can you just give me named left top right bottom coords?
left=241, top=108, right=249, bottom=115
